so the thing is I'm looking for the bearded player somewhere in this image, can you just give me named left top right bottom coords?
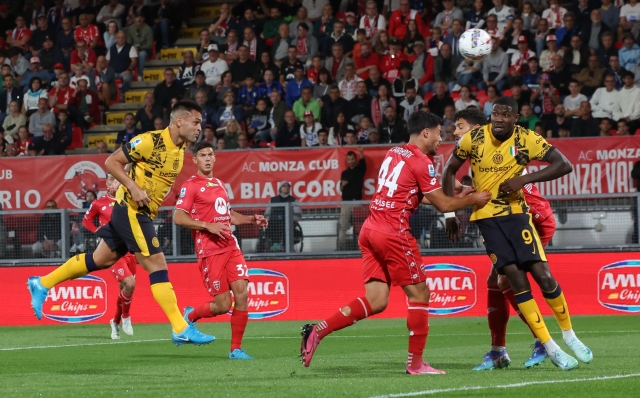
left=83, top=172, right=138, bottom=340
left=174, top=141, right=268, bottom=360
left=300, top=111, right=492, bottom=374
left=452, top=108, right=555, bottom=369
left=27, top=101, right=214, bottom=345
left=443, top=97, right=592, bottom=371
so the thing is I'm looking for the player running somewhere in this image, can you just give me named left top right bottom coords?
left=174, top=141, right=268, bottom=360
left=27, top=101, right=215, bottom=346
left=452, top=108, right=555, bottom=369
left=443, top=97, right=593, bottom=371
left=300, top=111, right=492, bottom=374
left=83, top=172, right=138, bottom=340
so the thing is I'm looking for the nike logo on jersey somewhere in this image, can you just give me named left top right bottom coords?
left=560, top=305, right=566, bottom=314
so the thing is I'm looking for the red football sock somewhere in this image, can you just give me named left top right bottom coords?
left=316, top=297, right=372, bottom=340
left=488, top=287, right=510, bottom=347
left=121, top=291, right=133, bottom=319
left=113, top=294, right=123, bottom=324
left=230, top=309, right=248, bottom=351
left=407, top=302, right=430, bottom=369
left=502, top=287, right=537, bottom=338
left=188, top=302, right=215, bottom=323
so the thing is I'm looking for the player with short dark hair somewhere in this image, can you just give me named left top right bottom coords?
left=83, top=172, right=138, bottom=340
left=444, top=97, right=593, bottom=371
left=300, top=111, right=492, bottom=374
left=174, top=141, right=268, bottom=359
left=454, top=107, right=558, bottom=369
left=28, top=101, right=215, bottom=346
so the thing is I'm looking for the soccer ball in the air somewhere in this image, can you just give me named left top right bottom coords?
left=458, top=29, right=493, bottom=61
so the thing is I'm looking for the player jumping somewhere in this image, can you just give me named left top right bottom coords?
left=452, top=108, right=557, bottom=369
left=174, top=141, right=268, bottom=360
left=27, top=101, right=215, bottom=346
left=300, top=111, right=492, bottom=374
left=83, top=172, right=138, bottom=340
left=443, top=97, right=593, bottom=371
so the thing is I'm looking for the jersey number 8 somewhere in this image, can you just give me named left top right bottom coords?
left=377, top=157, right=406, bottom=198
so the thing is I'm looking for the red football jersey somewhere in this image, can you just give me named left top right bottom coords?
left=522, top=169, right=553, bottom=223
left=175, top=175, right=238, bottom=258
left=363, top=144, right=441, bottom=236
left=83, top=195, right=116, bottom=233
left=74, top=25, right=99, bottom=45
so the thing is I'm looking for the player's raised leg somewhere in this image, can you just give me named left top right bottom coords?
left=402, top=282, right=446, bottom=375
left=528, top=262, right=593, bottom=364
left=28, top=241, right=121, bottom=320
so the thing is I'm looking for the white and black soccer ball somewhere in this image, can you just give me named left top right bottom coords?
left=458, top=29, right=493, bottom=61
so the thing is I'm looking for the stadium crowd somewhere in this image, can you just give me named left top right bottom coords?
left=0, top=0, right=638, bottom=157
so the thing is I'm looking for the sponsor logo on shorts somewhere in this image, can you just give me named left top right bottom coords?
left=243, top=268, right=289, bottom=320
left=598, top=260, right=640, bottom=313
left=42, top=275, right=107, bottom=323
left=492, top=153, right=503, bottom=164
left=423, top=264, right=477, bottom=316
left=152, top=237, right=160, bottom=247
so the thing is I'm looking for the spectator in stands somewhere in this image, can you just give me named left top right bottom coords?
left=314, top=129, right=330, bottom=146
left=534, top=18, right=551, bottom=56
left=313, top=67, right=332, bottom=98
left=95, top=56, right=114, bottom=106
left=245, top=97, right=270, bottom=143
left=371, top=85, right=395, bottom=127
left=220, top=119, right=242, bottom=149
left=263, top=181, right=301, bottom=252
left=70, top=77, right=101, bottom=127
left=97, top=0, right=125, bottom=29
left=209, top=3, right=237, bottom=46
left=531, top=72, right=560, bottom=121
left=194, top=90, right=214, bottom=130
left=391, top=61, right=417, bottom=103
left=355, top=116, right=375, bottom=143
left=195, top=29, right=213, bottom=63
left=184, top=71, right=211, bottom=102
left=442, top=104, right=456, bottom=130
left=397, top=87, right=423, bottom=124
left=434, top=43, right=458, bottom=93
left=0, top=75, right=21, bottom=124
left=280, top=46, right=304, bottom=84
left=71, top=0, right=95, bottom=27
left=349, top=81, right=372, bottom=125
left=154, top=117, right=166, bottom=130
left=256, top=52, right=280, bottom=83
left=522, top=57, right=542, bottom=90
left=271, top=24, right=292, bottom=63
left=403, top=19, right=424, bottom=56
left=324, top=20, right=354, bottom=58
left=337, top=146, right=365, bottom=250
left=256, top=70, right=283, bottom=98
left=563, top=80, right=587, bottom=119
left=556, top=12, right=579, bottom=48
left=176, top=50, right=200, bottom=87
left=427, top=81, right=454, bottom=118
left=454, top=58, right=482, bottom=90
left=444, top=19, right=465, bottom=59
left=564, top=35, right=589, bottom=75
left=540, top=34, right=563, bottom=71
left=324, top=43, right=353, bottom=82
left=510, top=35, right=536, bottom=75
left=32, top=200, right=61, bottom=257
left=262, top=5, right=284, bottom=43
left=359, top=1, right=385, bottom=41
left=214, top=71, right=236, bottom=107
left=595, top=31, right=616, bottom=69
left=328, top=111, right=353, bottom=145
left=126, top=0, right=149, bottom=27
left=483, top=85, right=499, bottom=117
left=236, top=132, right=250, bottom=149
left=434, top=0, right=463, bottom=35
left=549, top=54, right=572, bottom=95
left=115, top=113, right=141, bottom=149
left=219, top=29, right=240, bottom=63
left=591, top=74, right=618, bottom=120
left=48, top=72, right=72, bottom=114
left=285, top=65, right=312, bottom=108
left=613, top=72, right=640, bottom=132
left=455, top=85, right=480, bottom=111
left=48, top=0, right=70, bottom=30
left=276, top=110, right=301, bottom=147
left=34, top=122, right=66, bottom=155
left=617, top=119, right=631, bottom=135
left=201, top=44, right=228, bottom=87
left=557, top=122, right=572, bottom=137
left=30, top=15, right=57, bottom=57
left=0, top=128, right=8, bottom=157
left=238, top=75, right=259, bottom=111
left=154, top=68, right=185, bottom=113
left=322, top=84, right=350, bottom=127
left=313, top=4, right=335, bottom=51
left=571, top=101, right=599, bottom=137
left=21, top=57, right=51, bottom=89
left=23, top=78, right=48, bottom=117
left=517, top=103, right=540, bottom=130
left=478, top=37, right=508, bottom=92
left=546, top=104, right=568, bottom=138
left=293, top=86, right=320, bottom=121
left=95, top=140, right=108, bottom=153
left=213, top=91, right=243, bottom=132
left=55, top=109, right=72, bottom=147
left=70, top=39, right=96, bottom=73
left=620, top=0, right=640, bottom=31
left=607, top=54, right=628, bottom=90
left=582, top=9, right=611, bottom=52
left=600, top=0, right=620, bottom=30
left=38, top=36, right=63, bottom=73
left=292, top=23, right=317, bottom=66
left=620, top=33, right=640, bottom=72
left=575, top=55, right=606, bottom=96
left=599, top=118, right=614, bottom=136
left=300, top=110, right=322, bottom=146
left=242, top=26, right=266, bottom=62
left=338, top=64, right=361, bottom=101
left=230, top=46, right=257, bottom=86
left=383, top=106, right=410, bottom=143
left=104, top=20, right=118, bottom=50
left=124, top=12, right=153, bottom=78
left=380, top=38, right=407, bottom=82
left=55, top=17, right=74, bottom=67
left=488, top=0, right=515, bottom=34
left=374, top=30, right=390, bottom=56
left=263, top=90, right=288, bottom=143
left=3, top=101, right=25, bottom=139
left=74, top=13, right=99, bottom=49
left=238, top=6, right=262, bottom=40
left=107, top=31, right=137, bottom=94
left=6, top=15, right=31, bottom=52
left=409, top=41, right=433, bottom=93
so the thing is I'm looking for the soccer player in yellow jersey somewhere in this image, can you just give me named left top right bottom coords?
left=27, top=101, right=215, bottom=346
left=443, top=97, right=593, bottom=371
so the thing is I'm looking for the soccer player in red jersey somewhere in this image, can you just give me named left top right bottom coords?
left=451, top=108, right=558, bottom=369
left=300, top=111, right=492, bottom=374
left=83, top=172, right=137, bottom=340
left=174, top=141, right=268, bottom=360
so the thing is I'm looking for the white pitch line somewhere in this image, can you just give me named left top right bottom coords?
left=1, top=329, right=637, bottom=351
left=369, top=373, right=640, bottom=398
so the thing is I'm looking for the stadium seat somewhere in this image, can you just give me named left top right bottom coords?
left=68, top=127, right=84, bottom=150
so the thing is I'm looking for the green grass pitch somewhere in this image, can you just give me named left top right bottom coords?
left=1, top=315, right=639, bottom=397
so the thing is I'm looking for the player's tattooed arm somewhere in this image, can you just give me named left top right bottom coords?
left=498, top=149, right=572, bottom=195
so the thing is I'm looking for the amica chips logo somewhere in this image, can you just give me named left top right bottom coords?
left=43, top=275, right=108, bottom=323
left=244, top=269, right=289, bottom=319
left=424, top=264, right=477, bottom=315
left=598, top=260, right=640, bottom=313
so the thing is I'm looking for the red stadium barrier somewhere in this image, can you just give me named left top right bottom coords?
left=2, top=252, right=638, bottom=326
left=1, top=136, right=639, bottom=209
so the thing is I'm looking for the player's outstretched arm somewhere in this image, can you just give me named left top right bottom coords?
left=441, top=154, right=468, bottom=242
left=173, top=209, right=232, bottom=240
left=498, top=149, right=573, bottom=196
left=424, top=188, right=491, bottom=214
left=230, top=210, right=268, bottom=227
left=105, top=148, right=150, bottom=208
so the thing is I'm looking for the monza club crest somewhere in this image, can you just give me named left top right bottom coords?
left=598, top=260, right=640, bottom=313
left=42, top=275, right=108, bottom=323
left=63, top=161, right=107, bottom=208
left=423, top=264, right=477, bottom=315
